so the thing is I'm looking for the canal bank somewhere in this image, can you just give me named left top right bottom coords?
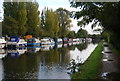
left=72, top=41, right=103, bottom=79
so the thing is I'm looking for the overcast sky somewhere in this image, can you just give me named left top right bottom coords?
left=0, top=0, right=101, bottom=34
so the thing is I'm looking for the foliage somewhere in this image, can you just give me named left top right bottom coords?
left=56, top=8, right=72, bottom=38
left=40, top=8, right=60, bottom=37
left=3, top=2, right=19, bottom=36
left=69, top=1, right=120, bottom=49
left=18, top=2, right=27, bottom=36
left=26, top=2, right=40, bottom=37
left=3, top=1, right=72, bottom=38
left=67, top=31, right=76, bottom=38
left=3, top=1, right=41, bottom=37
left=77, top=28, right=88, bottom=38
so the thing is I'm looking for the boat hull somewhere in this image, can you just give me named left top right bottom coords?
left=7, top=44, right=26, bottom=49
left=27, top=43, right=40, bottom=47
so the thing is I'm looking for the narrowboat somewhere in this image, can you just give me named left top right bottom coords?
left=27, top=38, right=40, bottom=47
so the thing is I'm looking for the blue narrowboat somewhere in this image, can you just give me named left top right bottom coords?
left=27, top=38, right=40, bottom=47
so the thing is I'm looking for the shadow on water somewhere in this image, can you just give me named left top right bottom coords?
left=0, top=41, right=98, bottom=79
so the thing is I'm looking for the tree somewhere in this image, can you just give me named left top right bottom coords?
left=67, top=31, right=76, bottom=38
left=42, top=8, right=59, bottom=38
left=26, top=2, right=40, bottom=37
left=69, top=1, right=120, bottom=49
left=56, top=8, right=72, bottom=38
left=18, top=2, right=27, bottom=36
left=3, top=2, right=19, bottom=36
left=77, top=28, right=88, bottom=38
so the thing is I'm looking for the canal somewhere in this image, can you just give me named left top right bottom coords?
left=0, top=42, right=98, bottom=80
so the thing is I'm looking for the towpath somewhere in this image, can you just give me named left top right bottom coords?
left=99, top=42, right=120, bottom=81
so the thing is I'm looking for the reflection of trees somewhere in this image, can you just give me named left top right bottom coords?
left=3, top=53, right=41, bottom=79
left=2, top=47, right=72, bottom=79
left=37, top=48, right=70, bottom=67
left=68, top=45, right=75, bottom=51
left=76, top=43, right=88, bottom=51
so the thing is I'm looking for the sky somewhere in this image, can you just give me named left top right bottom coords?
left=0, top=0, right=101, bottom=34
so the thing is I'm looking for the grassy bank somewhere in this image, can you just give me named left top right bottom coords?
left=72, top=41, right=103, bottom=79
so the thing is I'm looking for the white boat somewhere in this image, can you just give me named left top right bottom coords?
left=41, top=38, right=55, bottom=45
left=7, top=36, right=27, bottom=48
left=0, top=49, right=7, bottom=59
left=0, top=37, right=6, bottom=48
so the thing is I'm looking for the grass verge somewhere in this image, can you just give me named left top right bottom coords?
left=72, top=41, right=103, bottom=79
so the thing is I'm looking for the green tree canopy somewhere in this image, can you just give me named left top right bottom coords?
left=69, top=1, right=120, bottom=49
left=77, top=28, right=88, bottom=38
left=56, top=8, right=72, bottom=38
left=26, top=2, right=40, bottom=37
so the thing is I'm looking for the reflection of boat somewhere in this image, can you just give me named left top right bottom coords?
left=68, top=38, right=73, bottom=43
left=57, top=44, right=63, bottom=48
left=63, top=38, right=68, bottom=43
left=41, top=45, right=54, bottom=51
left=41, top=38, right=55, bottom=45
left=0, top=37, right=6, bottom=48
left=27, top=38, right=40, bottom=47
left=27, top=47, right=40, bottom=53
left=67, top=43, right=72, bottom=46
left=7, top=36, right=27, bottom=48
left=7, top=48, right=26, bottom=58
left=55, top=38, right=63, bottom=44
left=0, top=49, right=7, bottom=59
left=63, top=43, right=68, bottom=47
left=86, top=38, right=92, bottom=42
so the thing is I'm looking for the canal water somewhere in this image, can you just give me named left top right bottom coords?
left=0, top=42, right=98, bottom=80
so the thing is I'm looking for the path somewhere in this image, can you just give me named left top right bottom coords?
left=100, top=42, right=120, bottom=81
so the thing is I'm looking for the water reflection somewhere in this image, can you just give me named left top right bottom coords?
left=27, top=47, right=40, bottom=53
left=0, top=41, right=98, bottom=79
left=0, top=49, right=7, bottom=59
left=41, top=45, right=54, bottom=51
left=76, top=43, right=88, bottom=51
left=7, top=48, right=27, bottom=58
left=70, top=43, right=97, bottom=64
